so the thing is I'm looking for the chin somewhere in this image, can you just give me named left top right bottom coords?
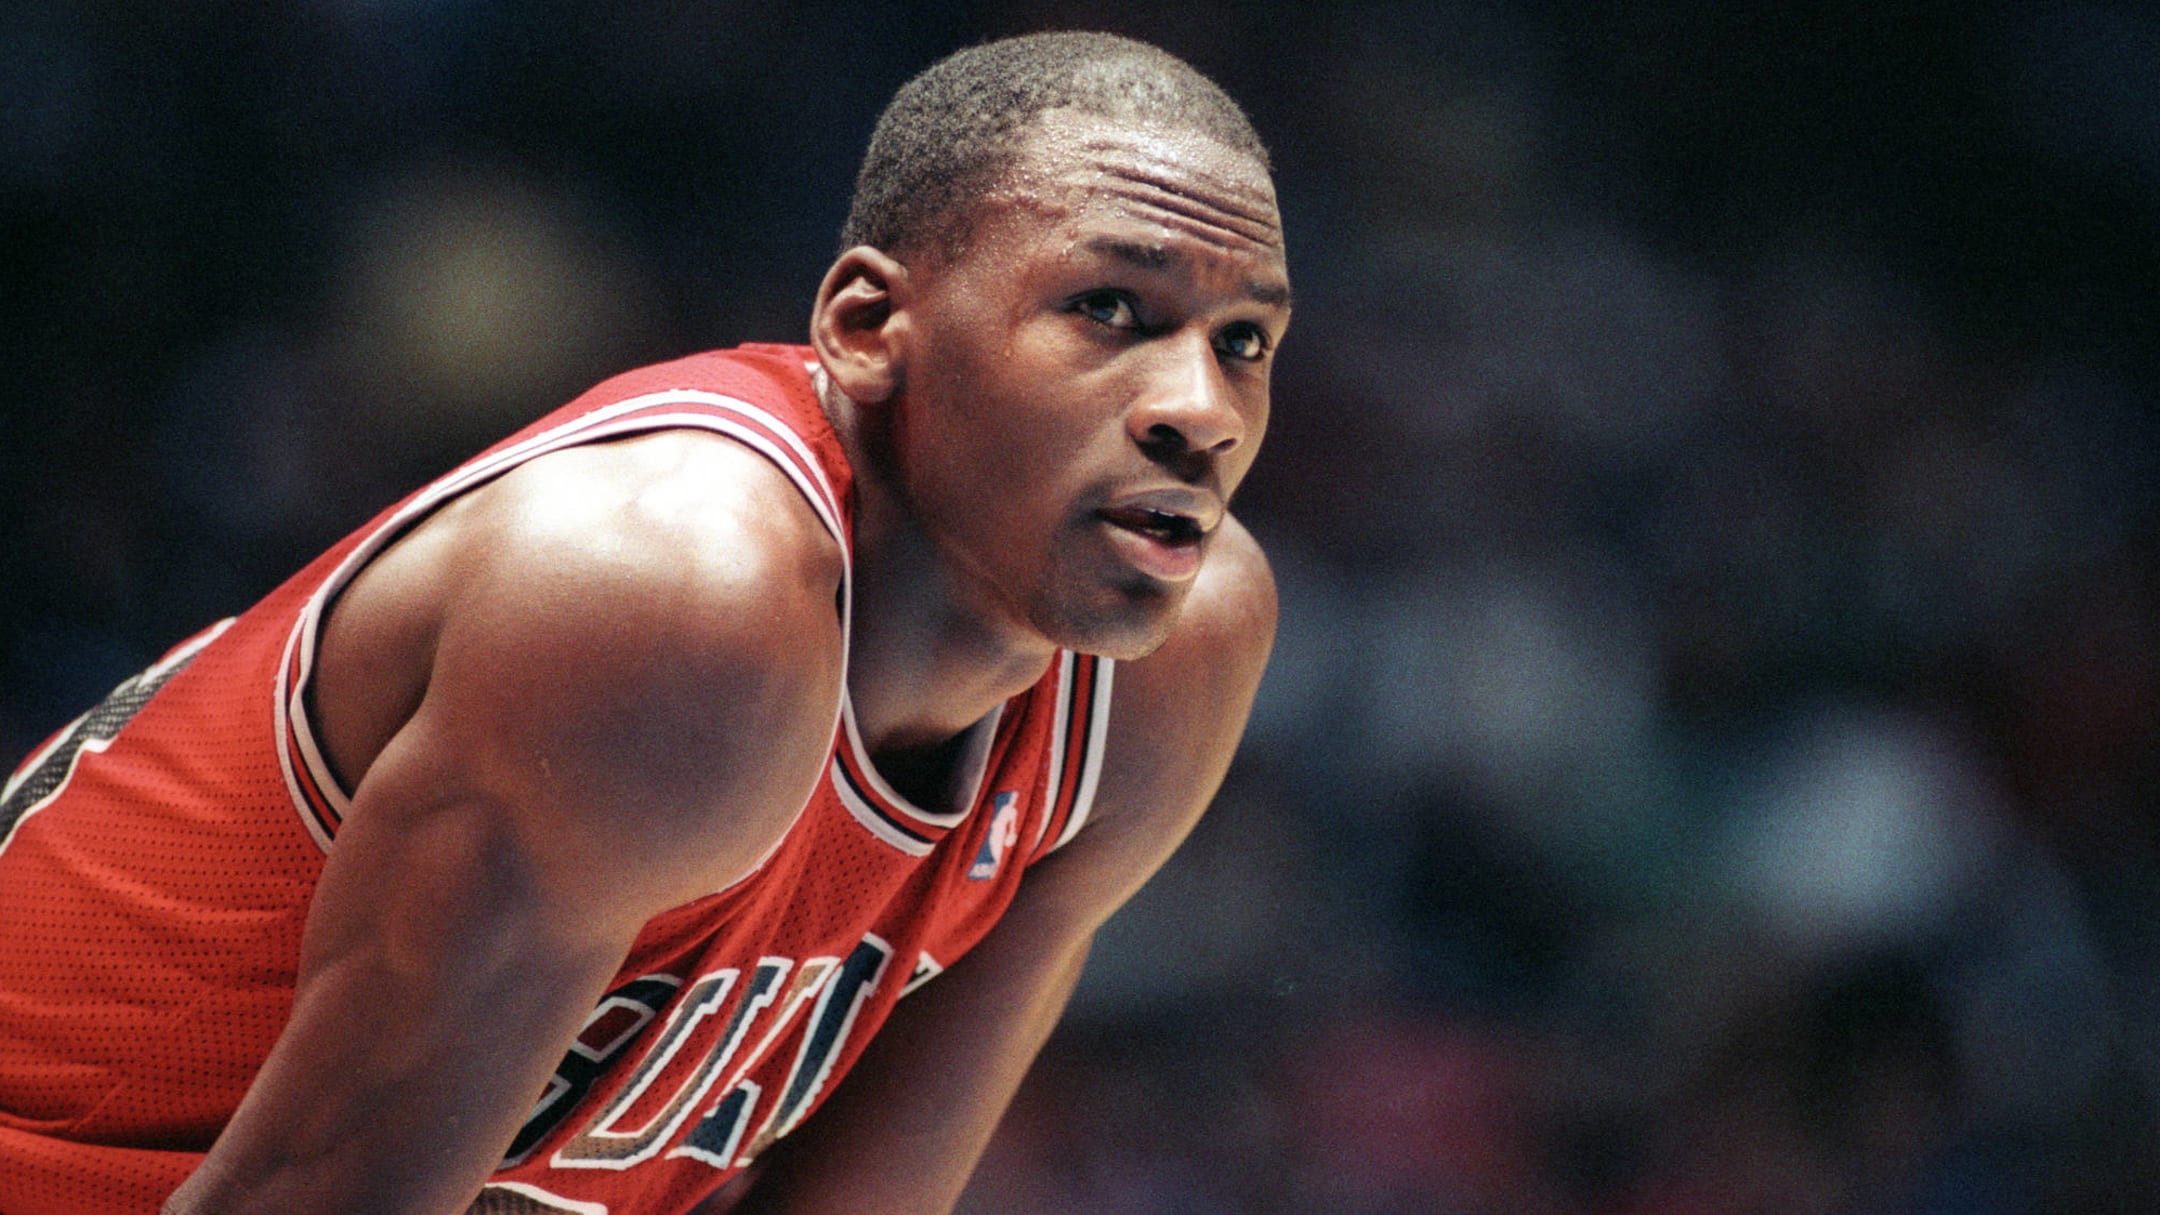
left=1035, top=582, right=1187, bottom=661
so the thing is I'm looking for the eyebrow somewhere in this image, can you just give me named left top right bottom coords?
left=1084, top=237, right=1294, bottom=310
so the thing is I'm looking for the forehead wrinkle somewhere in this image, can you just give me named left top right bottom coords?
left=1099, top=184, right=1279, bottom=250
left=1060, top=131, right=1275, bottom=217
left=1095, top=167, right=1277, bottom=236
left=1013, top=116, right=1279, bottom=244
left=1105, top=192, right=1287, bottom=261
left=1105, top=179, right=1270, bottom=236
left=1075, top=134, right=1275, bottom=202
left=1146, top=211, right=1275, bottom=260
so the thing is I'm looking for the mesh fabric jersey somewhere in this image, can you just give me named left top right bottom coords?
left=0, top=345, right=1113, bottom=1215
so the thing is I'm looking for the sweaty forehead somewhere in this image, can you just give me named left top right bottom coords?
left=998, top=111, right=1284, bottom=257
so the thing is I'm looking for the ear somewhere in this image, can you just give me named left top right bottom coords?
left=810, top=246, right=913, bottom=406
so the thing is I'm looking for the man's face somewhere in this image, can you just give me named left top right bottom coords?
left=891, top=110, right=1290, bottom=660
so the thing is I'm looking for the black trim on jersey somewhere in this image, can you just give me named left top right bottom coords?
left=829, top=753, right=936, bottom=846
left=2, top=628, right=220, bottom=854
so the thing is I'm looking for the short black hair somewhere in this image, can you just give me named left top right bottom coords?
left=840, top=31, right=1269, bottom=259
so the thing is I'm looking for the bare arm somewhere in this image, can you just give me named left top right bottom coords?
left=728, top=518, right=1278, bottom=1215
left=165, top=435, right=846, bottom=1215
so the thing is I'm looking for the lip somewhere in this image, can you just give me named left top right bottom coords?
left=1098, top=486, right=1224, bottom=535
left=1094, top=491, right=1219, bottom=584
left=1097, top=514, right=1206, bottom=582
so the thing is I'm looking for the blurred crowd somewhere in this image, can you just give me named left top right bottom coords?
left=3, top=4, right=2156, bottom=1212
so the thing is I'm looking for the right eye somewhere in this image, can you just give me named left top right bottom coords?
left=1074, top=291, right=1139, bottom=330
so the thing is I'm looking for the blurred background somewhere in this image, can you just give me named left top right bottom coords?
left=3, top=2, right=2157, bottom=1211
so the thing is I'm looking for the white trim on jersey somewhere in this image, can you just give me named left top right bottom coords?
left=274, top=613, right=336, bottom=851
left=827, top=765, right=936, bottom=858
left=1048, top=658, right=1115, bottom=855
left=274, top=388, right=854, bottom=862
left=835, top=694, right=1002, bottom=827
left=468, top=1181, right=610, bottom=1214
left=276, top=603, right=346, bottom=853
left=0, top=618, right=235, bottom=859
left=1028, top=653, right=1077, bottom=858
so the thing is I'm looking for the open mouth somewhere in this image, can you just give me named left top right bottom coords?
left=1094, top=495, right=1218, bottom=583
left=1100, top=506, right=1204, bottom=546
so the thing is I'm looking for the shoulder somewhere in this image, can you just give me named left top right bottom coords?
left=1133, top=512, right=1278, bottom=697
left=320, top=429, right=847, bottom=909
left=359, top=427, right=847, bottom=711
left=1094, top=513, right=1275, bottom=816
left=462, top=428, right=844, bottom=626
left=437, top=427, right=849, bottom=786
left=1020, top=516, right=1274, bottom=920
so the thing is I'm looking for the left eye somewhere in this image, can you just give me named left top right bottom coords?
left=1215, top=324, right=1268, bottom=361
left=1076, top=292, right=1139, bottom=329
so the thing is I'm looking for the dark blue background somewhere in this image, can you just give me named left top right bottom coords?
left=4, top=4, right=2156, bottom=1210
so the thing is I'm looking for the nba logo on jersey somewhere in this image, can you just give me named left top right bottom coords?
left=970, top=792, right=1021, bottom=880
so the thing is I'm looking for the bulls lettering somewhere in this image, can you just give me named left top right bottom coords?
left=525, top=933, right=894, bottom=1175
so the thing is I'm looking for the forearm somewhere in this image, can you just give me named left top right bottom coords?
left=164, top=798, right=638, bottom=1215
left=166, top=942, right=619, bottom=1215
left=727, top=935, right=1090, bottom=1215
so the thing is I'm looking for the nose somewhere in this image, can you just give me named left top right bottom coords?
left=1127, top=332, right=1247, bottom=463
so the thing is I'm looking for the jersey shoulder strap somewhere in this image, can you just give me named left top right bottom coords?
left=278, top=344, right=851, bottom=850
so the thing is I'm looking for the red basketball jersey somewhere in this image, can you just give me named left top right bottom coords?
left=0, top=345, right=1115, bottom=1215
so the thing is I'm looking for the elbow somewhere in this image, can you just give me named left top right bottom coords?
left=162, top=1171, right=211, bottom=1215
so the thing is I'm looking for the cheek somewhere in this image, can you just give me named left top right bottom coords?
left=902, top=315, right=1123, bottom=524
left=903, top=395, right=1072, bottom=544
left=1223, top=378, right=1273, bottom=479
left=1229, top=414, right=1269, bottom=489
left=945, top=364, right=1101, bottom=484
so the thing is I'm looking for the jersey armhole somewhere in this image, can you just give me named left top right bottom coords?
left=1025, top=653, right=1115, bottom=865
left=274, top=390, right=854, bottom=854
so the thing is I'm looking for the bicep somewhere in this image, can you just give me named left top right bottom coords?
left=170, top=445, right=849, bottom=1215
left=172, top=659, right=831, bottom=1215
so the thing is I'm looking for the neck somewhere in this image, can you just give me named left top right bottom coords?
left=821, top=376, right=1058, bottom=755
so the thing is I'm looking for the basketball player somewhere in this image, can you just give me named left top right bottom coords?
left=0, top=31, right=1287, bottom=1215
